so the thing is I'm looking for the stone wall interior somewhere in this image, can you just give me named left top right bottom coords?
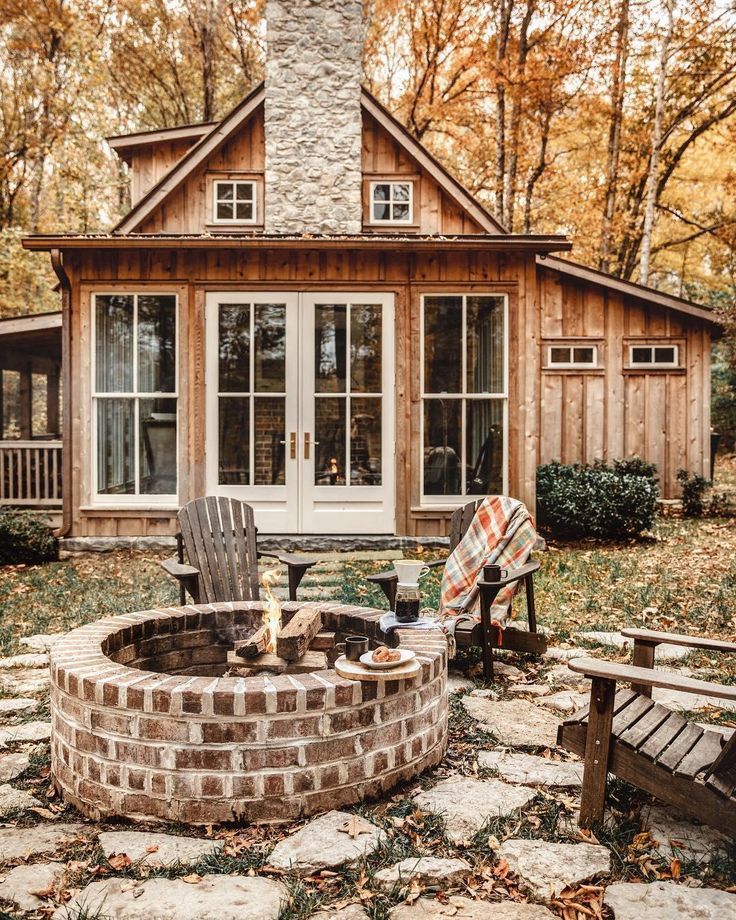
left=264, top=0, right=363, bottom=233
left=49, top=602, right=448, bottom=824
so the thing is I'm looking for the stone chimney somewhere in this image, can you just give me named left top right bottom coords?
left=264, top=0, right=363, bottom=234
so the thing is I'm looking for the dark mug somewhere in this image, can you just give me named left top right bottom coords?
left=345, top=635, right=369, bottom=661
left=483, top=564, right=508, bottom=582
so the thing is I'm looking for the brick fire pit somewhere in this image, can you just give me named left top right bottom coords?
left=50, top=602, right=448, bottom=824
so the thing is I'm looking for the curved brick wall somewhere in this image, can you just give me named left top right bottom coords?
left=50, top=602, right=448, bottom=824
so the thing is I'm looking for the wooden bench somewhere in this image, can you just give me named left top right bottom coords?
left=367, top=499, right=546, bottom=680
left=557, top=628, right=736, bottom=839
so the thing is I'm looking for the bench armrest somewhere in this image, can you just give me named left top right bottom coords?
left=161, top=557, right=199, bottom=580
left=478, top=559, right=540, bottom=588
left=621, top=628, right=736, bottom=654
left=568, top=656, right=736, bottom=702
left=274, top=554, right=318, bottom=569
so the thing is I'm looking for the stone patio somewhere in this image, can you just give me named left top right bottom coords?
left=0, top=563, right=734, bottom=919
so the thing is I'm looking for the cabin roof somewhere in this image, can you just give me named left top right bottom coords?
left=538, top=255, right=719, bottom=325
left=106, top=122, right=216, bottom=165
left=108, top=82, right=507, bottom=236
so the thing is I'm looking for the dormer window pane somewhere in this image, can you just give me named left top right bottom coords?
left=370, top=181, right=413, bottom=224
left=213, top=180, right=257, bottom=224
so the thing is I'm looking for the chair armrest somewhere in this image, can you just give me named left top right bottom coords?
left=275, top=554, right=318, bottom=569
left=568, top=656, right=736, bottom=702
left=621, top=628, right=736, bottom=654
left=161, top=557, right=199, bottom=580
left=367, top=569, right=398, bottom=585
left=426, top=558, right=448, bottom=569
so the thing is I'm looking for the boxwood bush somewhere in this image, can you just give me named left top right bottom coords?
left=0, top=511, right=58, bottom=564
left=537, top=458, right=659, bottom=539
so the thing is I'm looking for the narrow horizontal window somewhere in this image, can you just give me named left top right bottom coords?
left=213, top=180, right=257, bottom=224
left=370, top=181, right=413, bottom=224
left=628, top=344, right=679, bottom=368
left=546, top=344, right=598, bottom=368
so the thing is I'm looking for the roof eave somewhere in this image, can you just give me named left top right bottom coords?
left=23, top=234, right=572, bottom=253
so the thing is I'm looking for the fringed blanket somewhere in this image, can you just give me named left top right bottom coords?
left=440, top=495, right=537, bottom=626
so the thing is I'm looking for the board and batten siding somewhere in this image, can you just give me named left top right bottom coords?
left=130, top=106, right=486, bottom=237
left=538, top=265, right=712, bottom=499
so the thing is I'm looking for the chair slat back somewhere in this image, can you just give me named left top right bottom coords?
left=178, top=497, right=260, bottom=603
left=709, top=730, right=736, bottom=778
left=449, top=500, right=484, bottom=552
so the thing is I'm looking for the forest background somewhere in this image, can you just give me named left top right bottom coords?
left=2, top=0, right=736, bottom=439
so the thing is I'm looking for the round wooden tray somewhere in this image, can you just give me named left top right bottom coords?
left=334, top=654, right=421, bottom=682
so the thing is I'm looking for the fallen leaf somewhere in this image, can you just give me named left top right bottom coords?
left=107, top=853, right=132, bottom=871
left=181, top=873, right=203, bottom=884
left=338, top=816, right=375, bottom=839
left=145, top=844, right=159, bottom=854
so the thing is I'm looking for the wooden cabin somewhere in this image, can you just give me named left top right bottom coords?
left=23, top=0, right=718, bottom=541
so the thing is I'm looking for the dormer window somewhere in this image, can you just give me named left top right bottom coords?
left=213, top=180, right=257, bottom=224
left=370, top=181, right=413, bottom=224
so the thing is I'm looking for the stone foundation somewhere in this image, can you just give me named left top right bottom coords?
left=49, top=602, right=448, bottom=824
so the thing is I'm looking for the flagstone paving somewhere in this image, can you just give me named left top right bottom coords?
left=373, top=857, right=471, bottom=892
left=498, top=838, right=612, bottom=899
left=461, top=697, right=561, bottom=747
left=603, top=880, right=736, bottom=918
left=412, top=775, right=536, bottom=842
left=478, top=750, right=583, bottom=787
left=268, top=810, right=386, bottom=873
left=0, top=597, right=733, bottom=920
left=0, top=862, right=65, bottom=912
left=52, top=875, right=288, bottom=920
left=98, top=830, right=224, bottom=866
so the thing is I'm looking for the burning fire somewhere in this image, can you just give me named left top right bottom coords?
left=261, top=567, right=282, bottom=654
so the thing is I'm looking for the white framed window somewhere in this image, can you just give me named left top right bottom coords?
left=212, top=180, right=257, bottom=224
left=369, top=181, right=413, bottom=224
left=628, top=344, right=679, bottom=368
left=420, top=294, right=507, bottom=502
left=546, top=344, right=598, bottom=368
left=92, top=293, right=178, bottom=502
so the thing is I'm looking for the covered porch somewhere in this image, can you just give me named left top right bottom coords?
left=0, top=311, right=63, bottom=510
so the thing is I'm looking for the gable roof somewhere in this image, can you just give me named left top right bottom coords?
left=114, top=83, right=266, bottom=234
left=538, top=255, right=720, bottom=326
left=113, top=83, right=507, bottom=236
left=107, top=122, right=216, bottom=166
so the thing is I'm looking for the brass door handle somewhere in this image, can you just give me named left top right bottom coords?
left=304, top=432, right=320, bottom=459
left=279, top=432, right=297, bottom=459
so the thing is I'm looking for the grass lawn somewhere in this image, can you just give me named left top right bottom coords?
left=3, top=516, right=733, bottom=658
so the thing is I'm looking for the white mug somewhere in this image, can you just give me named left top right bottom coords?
left=393, top=560, right=430, bottom=585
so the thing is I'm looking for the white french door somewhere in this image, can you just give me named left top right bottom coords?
left=205, top=292, right=394, bottom=534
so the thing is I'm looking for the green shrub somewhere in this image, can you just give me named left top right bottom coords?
left=676, top=469, right=710, bottom=517
left=537, top=459, right=659, bottom=539
left=0, top=511, right=58, bottom=564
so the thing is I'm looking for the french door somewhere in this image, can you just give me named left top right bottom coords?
left=205, top=292, right=394, bottom=534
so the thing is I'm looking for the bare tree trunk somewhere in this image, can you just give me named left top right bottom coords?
left=187, top=0, right=223, bottom=121
left=522, top=110, right=551, bottom=233
left=639, top=0, right=675, bottom=285
left=504, top=0, right=534, bottom=232
left=495, top=0, right=513, bottom=225
left=599, top=0, right=630, bottom=273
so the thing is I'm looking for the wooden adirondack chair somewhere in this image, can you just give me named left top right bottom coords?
left=162, top=497, right=317, bottom=604
left=558, top=627, right=736, bottom=839
left=367, top=499, right=546, bottom=680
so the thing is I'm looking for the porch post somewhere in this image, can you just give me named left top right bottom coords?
left=47, top=364, right=61, bottom=436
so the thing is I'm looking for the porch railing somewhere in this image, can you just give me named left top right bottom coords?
left=0, top=440, right=63, bottom=507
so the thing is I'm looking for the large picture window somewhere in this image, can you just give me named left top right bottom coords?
left=421, top=294, right=506, bottom=500
left=93, top=293, right=177, bottom=499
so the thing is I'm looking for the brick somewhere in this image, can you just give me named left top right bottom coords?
left=171, top=774, right=198, bottom=798
left=232, top=774, right=259, bottom=798
left=213, top=687, right=236, bottom=716
left=200, top=774, right=225, bottom=797
left=328, top=705, right=376, bottom=733
left=201, top=721, right=258, bottom=744
left=174, top=748, right=234, bottom=771
left=91, top=710, right=132, bottom=736
left=267, top=715, right=322, bottom=739
left=243, top=746, right=300, bottom=771
left=115, top=741, right=160, bottom=767
left=263, top=774, right=285, bottom=797
left=137, top=717, right=190, bottom=743
left=126, top=768, right=147, bottom=791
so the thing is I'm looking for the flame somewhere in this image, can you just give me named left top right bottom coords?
left=261, top=567, right=282, bottom=654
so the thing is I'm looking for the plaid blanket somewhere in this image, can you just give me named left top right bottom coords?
left=439, top=495, right=537, bottom=625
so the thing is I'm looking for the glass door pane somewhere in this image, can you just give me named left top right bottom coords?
left=313, top=302, right=383, bottom=487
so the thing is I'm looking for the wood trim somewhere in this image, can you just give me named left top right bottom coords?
left=107, top=123, right=214, bottom=151
left=114, top=85, right=266, bottom=234
left=362, top=176, right=420, bottom=231
left=360, top=91, right=507, bottom=235
left=205, top=172, right=264, bottom=229
left=0, top=312, right=62, bottom=335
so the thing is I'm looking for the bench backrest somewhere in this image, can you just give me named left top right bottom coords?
left=178, top=496, right=260, bottom=603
